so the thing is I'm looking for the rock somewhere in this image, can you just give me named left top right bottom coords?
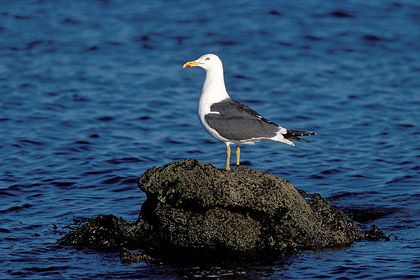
left=57, top=215, right=142, bottom=252
left=135, top=159, right=368, bottom=252
left=58, top=159, right=385, bottom=258
left=119, top=247, right=157, bottom=263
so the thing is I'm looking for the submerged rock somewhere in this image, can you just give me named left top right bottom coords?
left=119, top=247, right=157, bottom=264
left=58, top=159, right=384, bottom=258
left=57, top=215, right=142, bottom=251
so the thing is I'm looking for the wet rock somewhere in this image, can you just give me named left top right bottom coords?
left=364, top=225, right=389, bottom=241
left=57, top=215, right=142, bottom=252
left=119, top=247, right=157, bottom=263
left=58, top=159, right=385, bottom=258
left=135, top=159, right=369, bottom=252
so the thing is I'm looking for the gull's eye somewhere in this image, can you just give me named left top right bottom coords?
left=205, top=57, right=210, bottom=60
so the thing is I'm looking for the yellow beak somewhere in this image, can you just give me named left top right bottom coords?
left=183, top=60, right=200, bottom=68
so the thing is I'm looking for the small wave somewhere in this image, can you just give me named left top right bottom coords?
left=105, top=157, right=142, bottom=164
left=320, top=168, right=341, bottom=175
left=0, top=203, right=32, bottom=214
left=96, top=116, right=114, bottom=122
left=329, top=10, right=355, bottom=18
left=51, top=181, right=76, bottom=188
left=339, top=205, right=400, bottom=223
left=386, top=175, right=415, bottom=185
left=101, top=175, right=124, bottom=185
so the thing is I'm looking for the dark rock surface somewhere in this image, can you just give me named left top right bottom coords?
left=136, top=159, right=367, bottom=252
left=58, top=159, right=385, bottom=260
left=119, top=247, right=157, bottom=264
left=57, top=215, right=142, bottom=252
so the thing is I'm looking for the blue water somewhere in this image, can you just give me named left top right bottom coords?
left=1, top=0, right=419, bottom=278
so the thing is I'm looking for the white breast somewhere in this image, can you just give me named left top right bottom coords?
left=198, top=93, right=230, bottom=143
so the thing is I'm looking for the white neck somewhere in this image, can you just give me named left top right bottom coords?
left=201, top=66, right=230, bottom=103
left=197, top=62, right=231, bottom=132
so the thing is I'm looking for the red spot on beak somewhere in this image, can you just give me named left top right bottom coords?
left=184, top=64, right=191, bottom=68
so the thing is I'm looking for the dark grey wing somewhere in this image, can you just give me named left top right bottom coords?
left=205, top=99, right=279, bottom=141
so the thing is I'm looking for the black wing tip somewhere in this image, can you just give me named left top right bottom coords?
left=295, top=137, right=310, bottom=142
left=286, top=129, right=316, bottom=137
left=284, top=129, right=316, bottom=143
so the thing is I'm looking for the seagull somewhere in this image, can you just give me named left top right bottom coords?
left=183, top=54, right=315, bottom=170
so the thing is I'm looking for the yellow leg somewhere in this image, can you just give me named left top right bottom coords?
left=226, top=145, right=231, bottom=170
left=236, top=146, right=240, bottom=167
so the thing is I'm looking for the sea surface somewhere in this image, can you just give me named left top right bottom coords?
left=1, top=0, right=419, bottom=279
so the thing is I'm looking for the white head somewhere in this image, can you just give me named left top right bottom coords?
left=183, top=54, right=223, bottom=72
left=183, top=53, right=229, bottom=100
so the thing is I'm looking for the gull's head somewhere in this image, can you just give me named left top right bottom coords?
left=183, top=54, right=223, bottom=72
